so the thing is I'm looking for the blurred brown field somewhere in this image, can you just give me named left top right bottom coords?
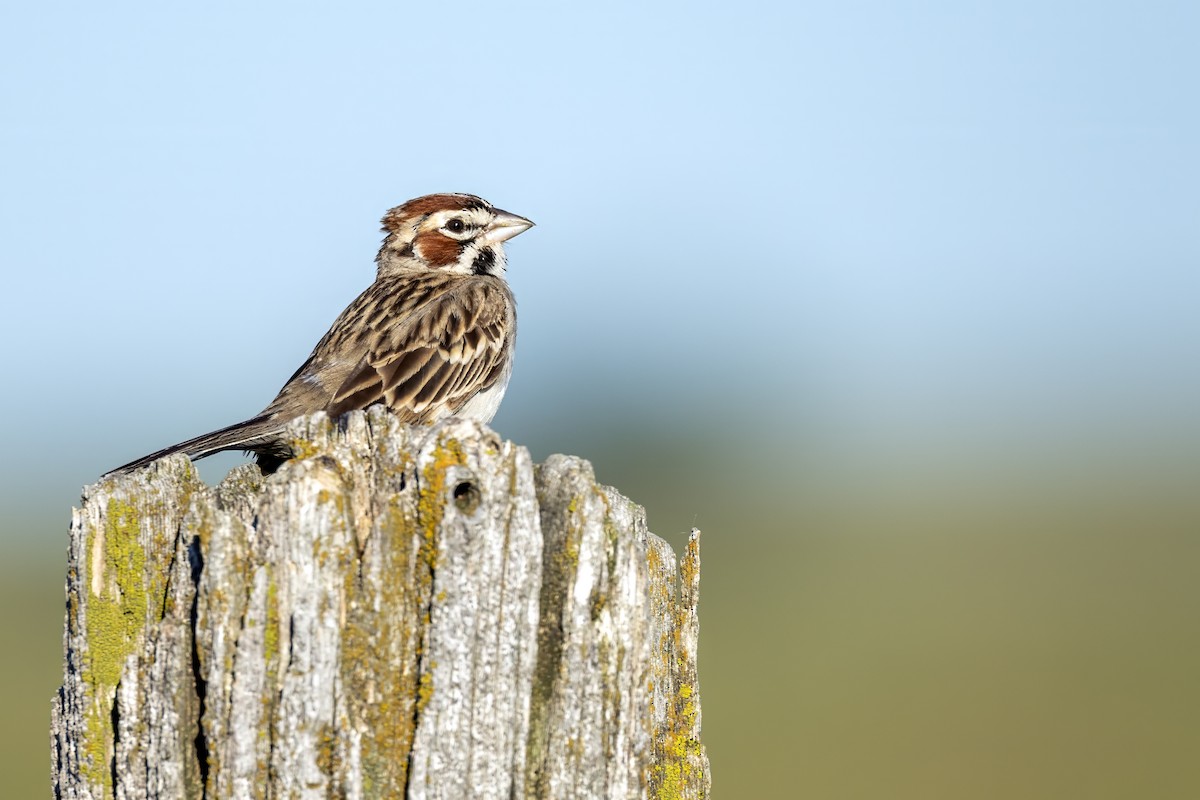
left=6, top=423, right=1198, bottom=798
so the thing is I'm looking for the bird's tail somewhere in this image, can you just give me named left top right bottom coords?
left=105, top=414, right=285, bottom=476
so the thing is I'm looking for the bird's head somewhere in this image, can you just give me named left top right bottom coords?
left=376, top=193, right=534, bottom=278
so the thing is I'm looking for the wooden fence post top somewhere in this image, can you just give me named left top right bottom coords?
left=53, top=409, right=710, bottom=799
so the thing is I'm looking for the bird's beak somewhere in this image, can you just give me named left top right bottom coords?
left=485, top=208, right=535, bottom=243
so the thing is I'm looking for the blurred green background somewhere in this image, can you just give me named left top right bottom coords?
left=2, top=1, right=1198, bottom=797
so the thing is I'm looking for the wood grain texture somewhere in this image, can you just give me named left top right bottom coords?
left=51, top=409, right=709, bottom=799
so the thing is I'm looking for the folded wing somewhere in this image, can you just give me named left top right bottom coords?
left=327, top=281, right=511, bottom=423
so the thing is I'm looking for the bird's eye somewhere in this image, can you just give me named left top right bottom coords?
left=446, top=218, right=466, bottom=234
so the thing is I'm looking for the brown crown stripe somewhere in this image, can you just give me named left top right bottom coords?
left=381, top=194, right=490, bottom=230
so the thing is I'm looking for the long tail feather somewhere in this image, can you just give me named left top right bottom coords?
left=105, top=414, right=284, bottom=476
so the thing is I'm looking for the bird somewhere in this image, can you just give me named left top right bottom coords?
left=108, top=192, right=533, bottom=476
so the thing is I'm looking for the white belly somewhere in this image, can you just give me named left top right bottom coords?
left=453, top=369, right=511, bottom=424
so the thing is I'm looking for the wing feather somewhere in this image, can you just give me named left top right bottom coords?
left=327, top=280, right=512, bottom=423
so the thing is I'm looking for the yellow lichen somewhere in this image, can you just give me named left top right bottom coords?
left=337, top=481, right=422, bottom=794
left=417, top=438, right=467, bottom=571
left=289, top=437, right=321, bottom=461
left=416, top=663, right=437, bottom=713
left=264, top=576, right=279, bottom=666
left=81, top=498, right=153, bottom=792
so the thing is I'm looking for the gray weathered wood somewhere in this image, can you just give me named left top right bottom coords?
left=51, top=409, right=709, bottom=799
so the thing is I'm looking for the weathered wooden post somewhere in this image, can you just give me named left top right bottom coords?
left=51, top=409, right=709, bottom=799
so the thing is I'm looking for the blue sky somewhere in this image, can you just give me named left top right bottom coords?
left=1, top=0, right=1197, bottom=513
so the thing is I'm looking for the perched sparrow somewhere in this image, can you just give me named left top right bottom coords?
left=109, top=193, right=533, bottom=476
